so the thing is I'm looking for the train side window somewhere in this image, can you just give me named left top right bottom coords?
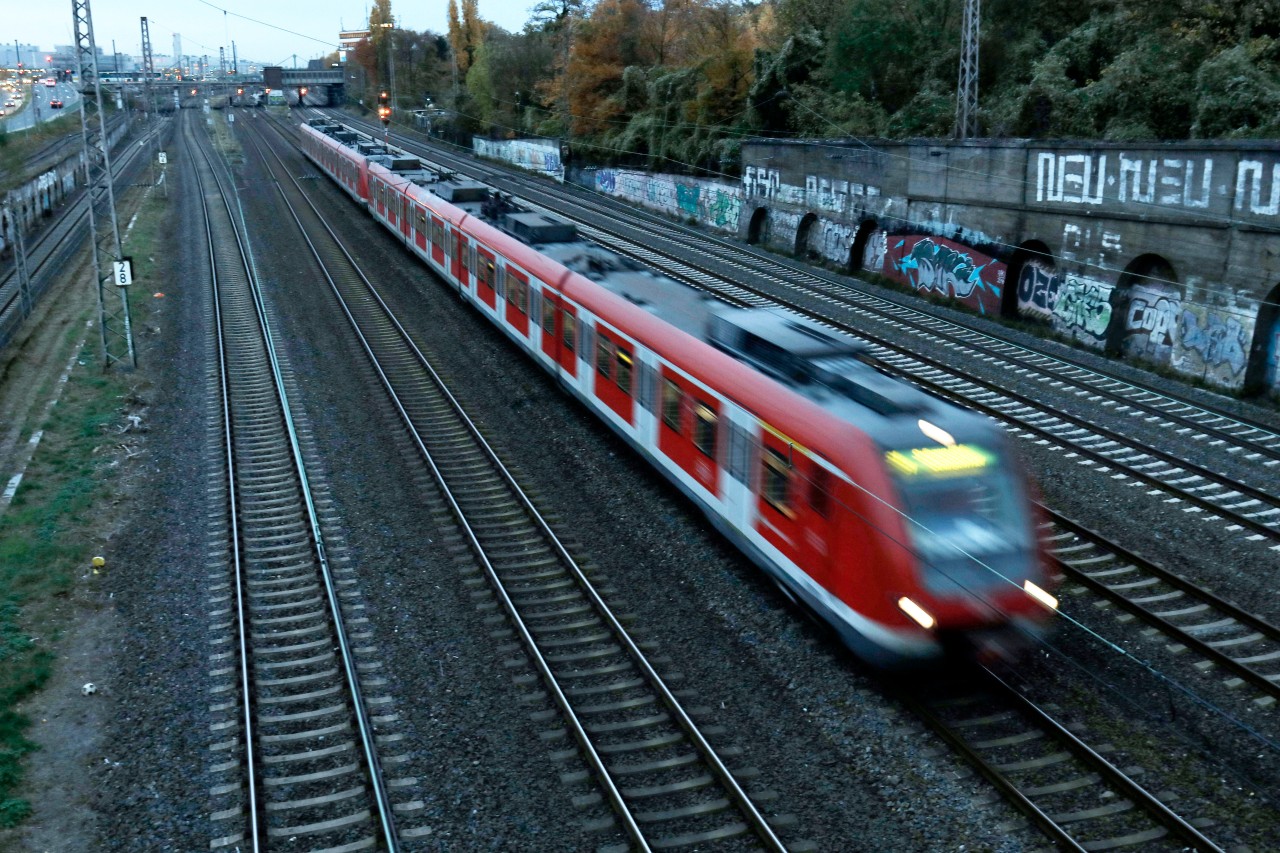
left=596, top=338, right=612, bottom=378
left=808, top=467, right=831, bottom=517
left=616, top=347, right=632, bottom=395
left=432, top=220, right=444, bottom=246
left=727, top=422, right=751, bottom=482
left=693, top=404, right=717, bottom=458
left=530, top=288, right=541, bottom=325
left=638, top=362, right=656, bottom=412
left=563, top=314, right=576, bottom=352
left=661, top=379, right=682, bottom=430
left=762, top=449, right=792, bottom=515
left=415, top=206, right=426, bottom=234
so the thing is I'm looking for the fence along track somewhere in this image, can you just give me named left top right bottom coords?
left=248, top=113, right=795, bottom=852
left=185, top=112, right=401, bottom=851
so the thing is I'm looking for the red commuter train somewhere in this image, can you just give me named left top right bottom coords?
left=298, top=118, right=1059, bottom=667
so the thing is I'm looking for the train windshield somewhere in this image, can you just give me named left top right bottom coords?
left=885, top=444, right=1035, bottom=597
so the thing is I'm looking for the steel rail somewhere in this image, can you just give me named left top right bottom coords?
left=180, top=112, right=262, bottom=851
left=187, top=113, right=401, bottom=851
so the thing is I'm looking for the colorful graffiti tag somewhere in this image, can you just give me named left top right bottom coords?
left=1121, top=284, right=1180, bottom=364
left=1052, top=276, right=1113, bottom=345
left=1016, top=260, right=1059, bottom=321
left=597, top=169, right=743, bottom=234
left=1177, top=307, right=1249, bottom=382
left=885, top=236, right=1005, bottom=315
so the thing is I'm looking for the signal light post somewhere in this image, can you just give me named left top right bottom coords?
left=378, top=90, right=390, bottom=143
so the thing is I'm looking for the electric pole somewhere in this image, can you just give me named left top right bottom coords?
left=955, top=0, right=980, bottom=139
left=72, top=0, right=136, bottom=368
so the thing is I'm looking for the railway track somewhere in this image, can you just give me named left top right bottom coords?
left=248, top=110, right=799, bottom=852
left=336, top=115, right=1280, bottom=551
left=896, top=665, right=1223, bottom=852
left=0, top=118, right=165, bottom=351
left=1044, top=510, right=1280, bottom=703
left=280, top=113, right=1278, bottom=846
left=184, top=111, right=413, bottom=850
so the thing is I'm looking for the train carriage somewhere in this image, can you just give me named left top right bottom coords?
left=299, top=118, right=1058, bottom=666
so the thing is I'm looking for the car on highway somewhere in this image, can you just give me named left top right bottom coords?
left=3, top=100, right=13, bottom=107
left=49, top=99, right=63, bottom=109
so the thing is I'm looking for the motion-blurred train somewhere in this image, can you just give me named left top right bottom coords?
left=298, top=117, right=1059, bottom=666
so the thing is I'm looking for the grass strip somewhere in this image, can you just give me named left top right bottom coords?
left=0, top=186, right=166, bottom=827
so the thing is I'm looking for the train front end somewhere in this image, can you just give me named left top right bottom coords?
left=877, top=419, right=1058, bottom=665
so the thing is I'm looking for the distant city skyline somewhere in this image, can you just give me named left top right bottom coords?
left=5, top=0, right=541, bottom=71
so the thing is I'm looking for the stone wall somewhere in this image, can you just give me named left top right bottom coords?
left=735, top=138, right=1280, bottom=397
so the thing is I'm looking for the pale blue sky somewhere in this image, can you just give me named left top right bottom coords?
left=7, top=0, right=539, bottom=68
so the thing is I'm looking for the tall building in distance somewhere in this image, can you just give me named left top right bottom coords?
left=172, top=33, right=182, bottom=75
left=2, top=43, right=43, bottom=71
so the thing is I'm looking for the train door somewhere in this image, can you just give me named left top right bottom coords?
left=400, top=195, right=411, bottom=240
left=505, top=268, right=530, bottom=336
left=540, top=291, right=560, bottom=363
left=476, top=246, right=497, bottom=308
left=386, top=186, right=399, bottom=230
left=592, top=325, right=636, bottom=426
left=558, top=304, right=578, bottom=377
left=413, top=205, right=427, bottom=253
left=754, top=428, right=802, bottom=568
left=430, top=216, right=445, bottom=267
left=656, top=368, right=719, bottom=496
left=451, top=230, right=466, bottom=288
left=793, top=457, right=835, bottom=587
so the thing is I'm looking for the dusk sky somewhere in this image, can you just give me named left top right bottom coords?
left=7, top=0, right=540, bottom=68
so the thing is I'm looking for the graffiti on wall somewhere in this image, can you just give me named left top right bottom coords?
left=1177, top=307, right=1250, bottom=381
left=885, top=236, right=1005, bottom=314
left=597, top=169, right=743, bottom=233
left=1236, top=160, right=1280, bottom=216
left=1035, top=150, right=1280, bottom=218
left=1016, top=260, right=1059, bottom=321
left=862, top=229, right=888, bottom=274
left=1051, top=276, right=1113, bottom=346
left=473, top=137, right=563, bottom=179
left=1121, top=284, right=1180, bottom=364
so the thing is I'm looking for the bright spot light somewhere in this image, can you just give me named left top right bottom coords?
left=918, top=419, right=955, bottom=447
left=1024, top=580, right=1058, bottom=611
left=898, top=596, right=936, bottom=630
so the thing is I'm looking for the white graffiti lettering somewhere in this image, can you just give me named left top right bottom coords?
left=1235, top=160, right=1280, bottom=216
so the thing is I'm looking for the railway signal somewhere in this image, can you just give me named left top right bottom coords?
left=378, top=90, right=390, bottom=125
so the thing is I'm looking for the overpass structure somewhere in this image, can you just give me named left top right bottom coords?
left=261, top=67, right=344, bottom=103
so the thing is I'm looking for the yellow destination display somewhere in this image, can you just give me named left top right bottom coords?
left=884, top=444, right=994, bottom=477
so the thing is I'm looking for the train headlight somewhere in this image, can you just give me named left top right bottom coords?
left=1024, top=580, right=1058, bottom=611
left=897, top=597, right=936, bottom=630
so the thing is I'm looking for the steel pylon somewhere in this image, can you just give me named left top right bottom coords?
left=955, top=0, right=980, bottom=139
left=73, top=0, right=136, bottom=368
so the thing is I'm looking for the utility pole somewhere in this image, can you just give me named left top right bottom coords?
left=231, top=41, right=238, bottom=78
left=954, top=0, right=980, bottom=139
left=72, top=0, right=137, bottom=368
